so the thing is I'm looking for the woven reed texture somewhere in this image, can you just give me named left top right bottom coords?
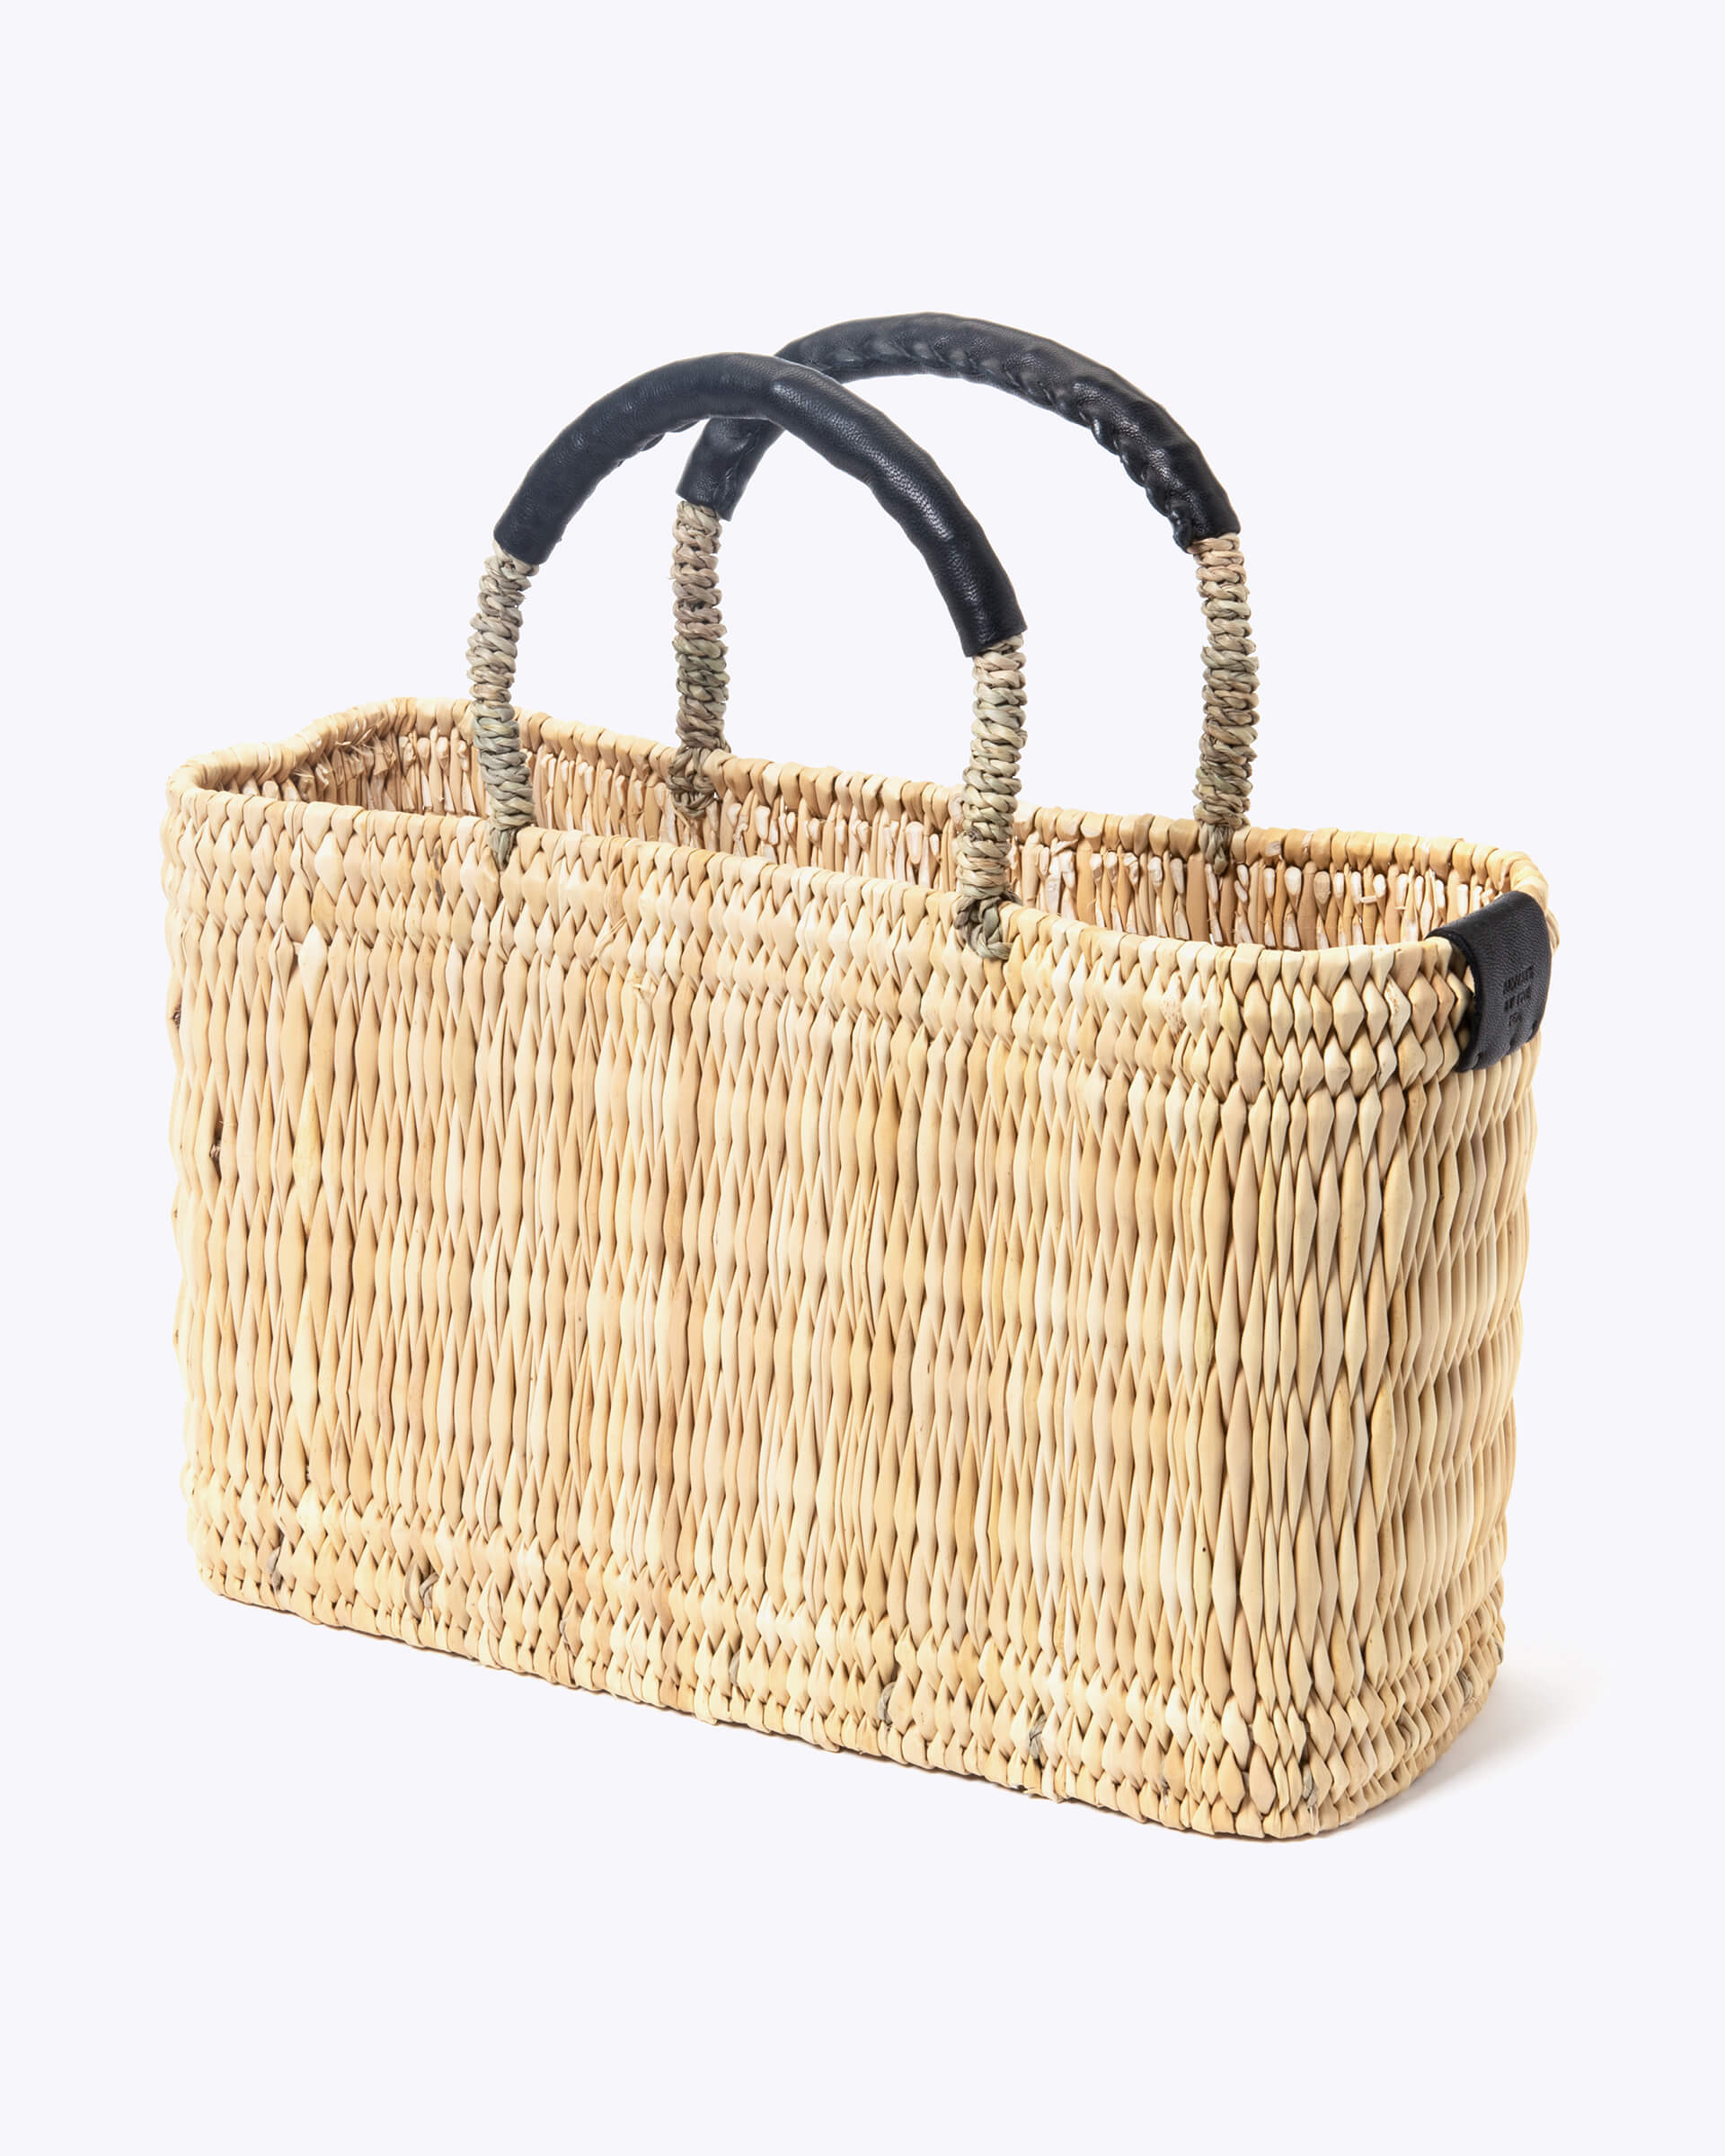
left=165, top=700, right=1547, bottom=1834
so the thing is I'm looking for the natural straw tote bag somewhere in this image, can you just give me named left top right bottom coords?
left=164, top=342, right=1553, bottom=1838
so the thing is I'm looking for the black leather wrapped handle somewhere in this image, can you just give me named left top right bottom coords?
left=496, top=352, right=1024, bottom=656
left=669, top=316, right=1256, bottom=870
left=470, top=354, right=1029, bottom=884
left=678, top=314, right=1238, bottom=551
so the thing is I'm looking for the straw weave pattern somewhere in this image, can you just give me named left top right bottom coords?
left=165, top=700, right=1546, bottom=1833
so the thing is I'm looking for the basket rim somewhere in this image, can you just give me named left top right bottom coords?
left=166, top=695, right=1552, bottom=993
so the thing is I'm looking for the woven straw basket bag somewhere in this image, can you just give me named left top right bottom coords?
left=164, top=322, right=1553, bottom=1836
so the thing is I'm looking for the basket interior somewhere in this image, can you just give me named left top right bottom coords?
left=231, top=700, right=1533, bottom=956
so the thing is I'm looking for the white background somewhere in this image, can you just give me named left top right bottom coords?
left=6, top=4, right=1720, bottom=2148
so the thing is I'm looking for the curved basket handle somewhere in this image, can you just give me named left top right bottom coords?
left=469, top=353, right=1028, bottom=958
left=497, top=350, right=1023, bottom=649
left=682, top=314, right=1237, bottom=546
left=672, top=314, right=1257, bottom=867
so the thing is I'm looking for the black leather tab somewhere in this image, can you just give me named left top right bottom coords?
left=678, top=314, right=1238, bottom=550
left=1436, top=891, right=1552, bottom=1072
left=494, top=353, right=1025, bottom=657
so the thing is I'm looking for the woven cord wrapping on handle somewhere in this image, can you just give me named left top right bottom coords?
left=662, top=502, right=1030, bottom=934
left=956, top=639, right=1029, bottom=958
left=467, top=548, right=540, bottom=864
left=674, top=314, right=1259, bottom=866
left=668, top=499, right=730, bottom=818
left=466, top=353, right=1028, bottom=957
left=1190, top=534, right=1260, bottom=869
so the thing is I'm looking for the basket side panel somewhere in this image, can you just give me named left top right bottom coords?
left=164, top=770, right=1535, bottom=1835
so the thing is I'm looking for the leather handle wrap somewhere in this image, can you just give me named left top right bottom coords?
left=678, top=314, right=1238, bottom=550
left=471, top=355, right=1029, bottom=900
left=495, top=352, right=1024, bottom=656
left=1435, top=892, right=1553, bottom=1072
left=669, top=317, right=1258, bottom=868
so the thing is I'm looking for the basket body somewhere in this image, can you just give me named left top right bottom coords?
left=165, top=699, right=1544, bottom=1835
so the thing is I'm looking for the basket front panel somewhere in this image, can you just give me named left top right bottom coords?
left=164, top=717, right=1537, bottom=1835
